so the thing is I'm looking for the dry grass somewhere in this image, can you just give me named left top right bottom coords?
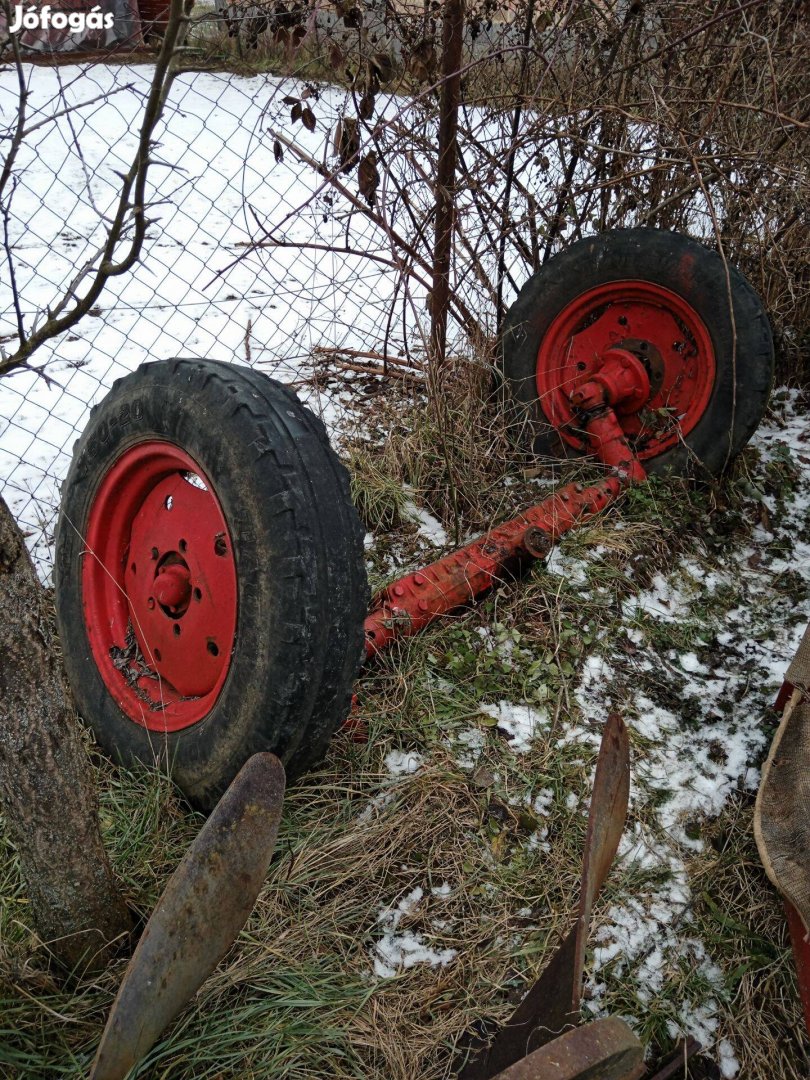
left=2, top=376, right=809, bottom=1078
left=690, top=798, right=808, bottom=1080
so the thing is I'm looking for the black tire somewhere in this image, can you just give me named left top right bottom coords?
left=501, top=228, right=774, bottom=475
left=55, top=359, right=368, bottom=810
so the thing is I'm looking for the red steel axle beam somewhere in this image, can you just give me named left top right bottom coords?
left=364, top=475, right=623, bottom=658
left=363, top=350, right=651, bottom=659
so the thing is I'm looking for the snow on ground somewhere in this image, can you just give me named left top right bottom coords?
left=371, top=886, right=457, bottom=978
left=384, top=749, right=424, bottom=776
left=403, top=495, right=449, bottom=548
left=477, top=700, right=549, bottom=753
left=564, top=395, right=810, bottom=1070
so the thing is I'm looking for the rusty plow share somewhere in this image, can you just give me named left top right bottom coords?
left=91, top=753, right=286, bottom=1080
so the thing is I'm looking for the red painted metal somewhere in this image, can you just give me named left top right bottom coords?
left=786, top=900, right=810, bottom=1036
left=83, top=441, right=237, bottom=732
left=568, top=349, right=650, bottom=415
left=364, top=476, right=623, bottom=658
left=775, top=680, right=795, bottom=713
left=580, top=409, right=648, bottom=484
left=535, top=280, right=716, bottom=460
left=363, top=354, right=657, bottom=660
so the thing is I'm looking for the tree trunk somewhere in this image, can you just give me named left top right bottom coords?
left=0, top=494, right=131, bottom=972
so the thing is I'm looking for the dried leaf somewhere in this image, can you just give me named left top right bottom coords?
left=472, top=766, right=496, bottom=789
left=359, top=89, right=376, bottom=121
left=301, top=106, right=316, bottom=133
left=343, top=5, right=362, bottom=28
left=273, top=139, right=283, bottom=164
left=370, top=51, right=395, bottom=84
left=282, top=95, right=299, bottom=106
left=291, top=102, right=303, bottom=123
left=333, top=117, right=360, bottom=173
left=357, top=151, right=379, bottom=207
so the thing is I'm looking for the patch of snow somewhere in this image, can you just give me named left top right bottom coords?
left=403, top=497, right=449, bottom=547
left=679, top=651, right=708, bottom=674
left=526, top=828, right=550, bottom=853
left=451, top=727, right=487, bottom=769
left=546, top=545, right=588, bottom=585
left=371, top=886, right=457, bottom=978
left=623, top=573, right=692, bottom=622
left=529, top=788, right=554, bottom=816
left=384, top=749, right=424, bottom=776
left=357, top=790, right=395, bottom=824
left=717, top=1038, right=740, bottom=1079
left=478, top=700, right=549, bottom=752
left=431, top=882, right=452, bottom=897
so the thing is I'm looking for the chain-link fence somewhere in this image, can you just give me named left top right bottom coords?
left=1, top=0, right=808, bottom=575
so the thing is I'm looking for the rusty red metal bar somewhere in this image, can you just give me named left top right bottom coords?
left=363, top=368, right=650, bottom=659
left=579, top=409, right=647, bottom=484
left=785, top=900, right=810, bottom=1035
left=364, top=475, right=623, bottom=658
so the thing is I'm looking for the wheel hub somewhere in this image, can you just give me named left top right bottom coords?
left=124, top=470, right=235, bottom=700
left=154, top=561, right=192, bottom=614
left=569, top=347, right=651, bottom=415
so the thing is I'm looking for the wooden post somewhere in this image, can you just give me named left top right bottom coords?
left=429, top=0, right=465, bottom=366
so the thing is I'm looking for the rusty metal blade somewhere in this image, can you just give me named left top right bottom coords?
left=644, top=1037, right=701, bottom=1080
left=571, top=713, right=630, bottom=1014
left=487, top=1017, right=643, bottom=1080
left=460, top=714, right=630, bottom=1080
left=90, top=753, right=286, bottom=1080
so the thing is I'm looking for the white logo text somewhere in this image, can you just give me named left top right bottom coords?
left=9, top=5, right=115, bottom=33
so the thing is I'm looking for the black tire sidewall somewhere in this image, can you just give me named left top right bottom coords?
left=501, top=229, right=774, bottom=475
left=55, top=359, right=366, bottom=808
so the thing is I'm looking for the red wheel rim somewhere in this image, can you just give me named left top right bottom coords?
left=82, top=442, right=237, bottom=732
left=535, top=281, right=716, bottom=458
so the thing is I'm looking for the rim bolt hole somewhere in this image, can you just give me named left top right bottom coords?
left=576, top=362, right=586, bottom=372
left=173, top=625, right=181, bottom=637
left=130, top=562, right=136, bottom=574
left=154, top=648, right=162, bottom=662
left=151, top=547, right=159, bottom=560
left=618, top=316, right=629, bottom=326
left=147, top=597, right=155, bottom=610
left=193, top=587, right=202, bottom=602
left=207, top=641, right=219, bottom=657
left=179, top=539, right=187, bottom=552
left=214, top=534, right=227, bottom=557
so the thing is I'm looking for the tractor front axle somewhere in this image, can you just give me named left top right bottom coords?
left=364, top=352, right=651, bottom=658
